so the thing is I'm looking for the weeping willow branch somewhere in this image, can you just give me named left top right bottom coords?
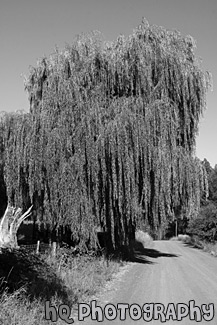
left=0, top=18, right=211, bottom=249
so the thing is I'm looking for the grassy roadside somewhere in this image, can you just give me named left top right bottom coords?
left=173, top=234, right=217, bottom=257
left=0, top=230, right=152, bottom=324
left=0, top=248, right=123, bottom=325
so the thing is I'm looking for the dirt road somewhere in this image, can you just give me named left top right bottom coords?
left=73, top=240, right=217, bottom=324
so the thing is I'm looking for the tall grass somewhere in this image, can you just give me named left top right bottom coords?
left=0, top=230, right=150, bottom=324
left=0, top=248, right=122, bottom=325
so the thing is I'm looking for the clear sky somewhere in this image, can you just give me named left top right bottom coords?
left=0, top=0, right=216, bottom=166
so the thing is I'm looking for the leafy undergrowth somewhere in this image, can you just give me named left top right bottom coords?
left=0, top=247, right=123, bottom=325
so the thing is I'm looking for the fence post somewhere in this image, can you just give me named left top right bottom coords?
left=52, top=241, right=57, bottom=258
left=36, top=240, right=40, bottom=254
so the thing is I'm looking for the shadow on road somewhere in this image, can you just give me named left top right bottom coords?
left=130, top=241, right=179, bottom=264
left=182, top=242, right=203, bottom=250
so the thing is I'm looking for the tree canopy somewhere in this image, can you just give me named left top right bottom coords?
left=0, top=19, right=211, bottom=249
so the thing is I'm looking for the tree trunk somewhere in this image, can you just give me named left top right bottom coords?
left=0, top=204, right=33, bottom=248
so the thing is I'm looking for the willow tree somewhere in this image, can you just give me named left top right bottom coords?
left=0, top=113, right=7, bottom=218
left=2, top=18, right=211, bottom=249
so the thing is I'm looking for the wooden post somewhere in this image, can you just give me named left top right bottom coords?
left=52, top=241, right=57, bottom=258
left=36, top=240, right=40, bottom=254
left=175, top=219, right=178, bottom=237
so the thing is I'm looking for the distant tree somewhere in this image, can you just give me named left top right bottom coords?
left=202, top=158, right=213, bottom=176
left=202, top=159, right=217, bottom=204
left=184, top=158, right=217, bottom=243
left=0, top=19, right=211, bottom=249
left=210, top=165, right=217, bottom=203
left=187, top=202, right=217, bottom=242
left=0, top=114, right=7, bottom=218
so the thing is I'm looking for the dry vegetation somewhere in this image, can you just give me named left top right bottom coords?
left=0, top=246, right=123, bottom=325
left=0, top=229, right=154, bottom=324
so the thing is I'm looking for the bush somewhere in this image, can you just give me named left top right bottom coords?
left=178, top=234, right=191, bottom=243
left=187, top=202, right=217, bottom=242
left=135, top=230, right=153, bottom=248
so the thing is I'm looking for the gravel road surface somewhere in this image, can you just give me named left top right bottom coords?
left=73, top=240, right=217, bottom=324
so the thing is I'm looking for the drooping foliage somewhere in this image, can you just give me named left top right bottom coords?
left=0, top=19, right=211, bottom=249
left=186, top=159, right=217, bottom=242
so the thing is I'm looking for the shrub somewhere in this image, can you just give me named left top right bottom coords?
left=187, top=202, right=217, bottom=242
left=135, top=230, right=153, bottom=248
left=178, top=234, right=191, bottom=243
